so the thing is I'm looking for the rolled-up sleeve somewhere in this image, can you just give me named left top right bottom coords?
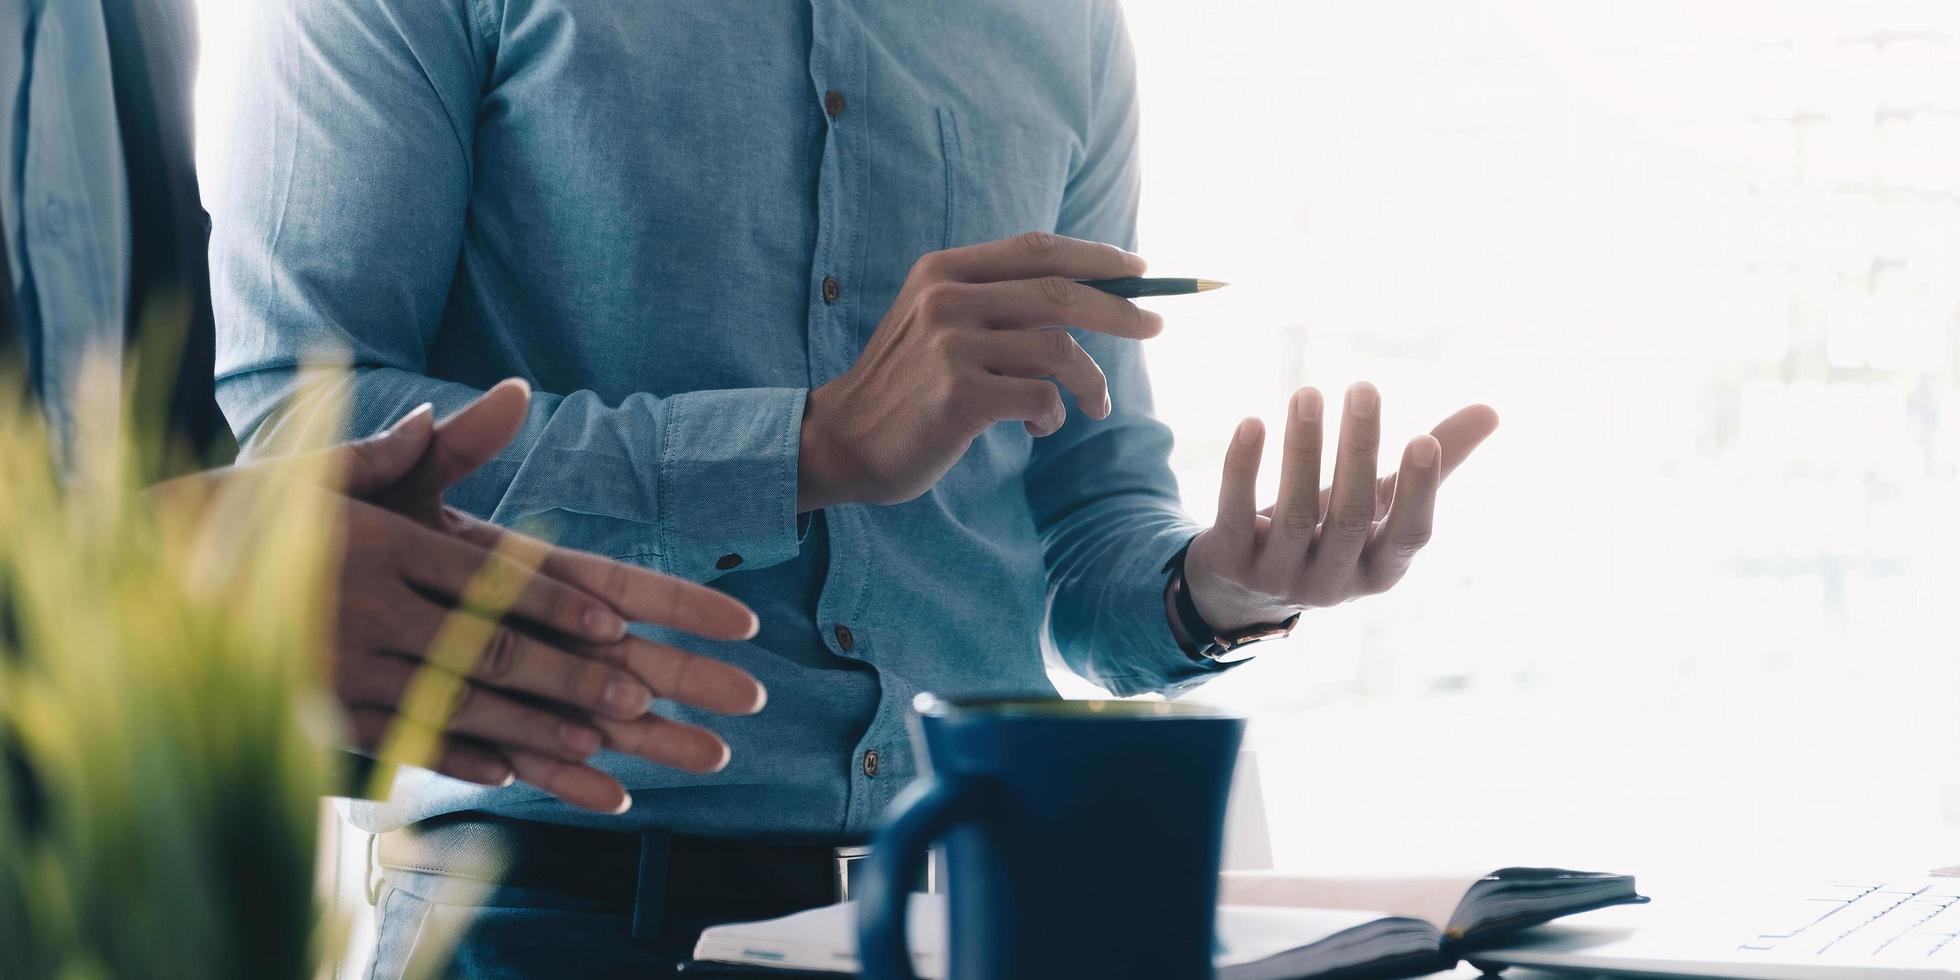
left=207, top=0, right=804, bottom=579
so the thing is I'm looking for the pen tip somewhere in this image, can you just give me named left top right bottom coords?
left=1195, top=279, right=1229, bottom=292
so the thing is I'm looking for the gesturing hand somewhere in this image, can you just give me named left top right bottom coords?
left=165, top=381, right=767, bottom=814
left=797, top=231, right=1163, bottom=511
left=1181, top=383, right=1499, bottom=635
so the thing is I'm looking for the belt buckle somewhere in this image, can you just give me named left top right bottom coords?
left=831, top=845, right=936, bottom=902
left=832, top=846, right=870, bottom=902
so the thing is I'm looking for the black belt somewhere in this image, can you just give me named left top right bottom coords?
left=375, top=813, right=877, bottom=944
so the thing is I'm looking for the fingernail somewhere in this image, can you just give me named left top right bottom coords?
left=1235, top=419, right=1260, bottom=446
left=1410, top=437, right=1437, bottom=467
left=1347, top=384, right=1378, bottom=419
left=1293, top=389, right=1320, bottom=422
left=604, top=678, right=650, bottom=715
left=709, top=742, right=732, bottom=773
left=743, top=612, right=762, bottom=640
left=610, top=793, right=633, bottom=815
left=386, top=403, right=434, bottom=434
left=560, top=723, right=601, bottom=757
left=1101, top=391, right=1113, bottom=419
left=584, top=607, right=626, bottom=640
left=748, top=682, right=769, bottom=714
left=497, top=771, right=516, bottom=788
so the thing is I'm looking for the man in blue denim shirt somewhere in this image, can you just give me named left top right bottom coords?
left=210, top=0, right=1497, bottom=971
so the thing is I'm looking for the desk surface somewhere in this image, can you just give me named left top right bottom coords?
left=1436, top=968, right=1561, bottom=979
left=1439, top=969, right=1582, bottom=979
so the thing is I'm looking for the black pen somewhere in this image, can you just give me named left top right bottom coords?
left=1077, top=277, right=1229, bottom=299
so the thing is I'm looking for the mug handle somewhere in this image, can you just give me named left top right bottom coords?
left=855, top=775, right=988, bottom=980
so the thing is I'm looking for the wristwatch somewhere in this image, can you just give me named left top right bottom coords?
left=1164, top=545, right=1301, bottom=664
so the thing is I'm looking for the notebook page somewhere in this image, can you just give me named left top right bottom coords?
left=694, top=896, right=1424, bottom=977
left=1218, top=871, right=1484, bottom=932
left=1215, top=904, right=1416, bottom=967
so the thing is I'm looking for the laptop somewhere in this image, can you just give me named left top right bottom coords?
left=1469, top=873, right=1960, bottom=978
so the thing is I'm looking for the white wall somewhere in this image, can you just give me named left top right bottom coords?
left=1122, top=0, right=1960, bottom=878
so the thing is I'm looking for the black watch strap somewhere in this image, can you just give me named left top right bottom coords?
left=1163, top=543, right=1300, bottom=663
left=1168, top=552, right=1218, bottom=658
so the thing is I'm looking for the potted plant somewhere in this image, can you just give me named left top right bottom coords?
left=1, top=360, right=350, bottom=979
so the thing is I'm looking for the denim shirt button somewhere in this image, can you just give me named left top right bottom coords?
left=824, top=90, right=846, bottom=118
left=833, top=624, right=855, bottom=651
left=861, top=749, right=879, bottom=777
left=821, top=275, right=840, bottom=304
left=41, top=198, right=68, bottom=239
left=714, top=553, right=743, bottom=570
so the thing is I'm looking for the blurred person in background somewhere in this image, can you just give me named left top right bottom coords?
left=208, top=0, right=1498, bottom=974
left=1, top=0, right=765, bottom=821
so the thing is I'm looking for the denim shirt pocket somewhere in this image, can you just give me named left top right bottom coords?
left=936, top=106, right=1071, bottom=250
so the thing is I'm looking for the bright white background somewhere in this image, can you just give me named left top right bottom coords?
left=1117, top=0, right=1960, bottom=881
left=191, top=0, right=1960, bottom=920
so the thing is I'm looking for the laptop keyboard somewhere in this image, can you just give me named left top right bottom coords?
left=1741, top=881, right=1960, bottom=962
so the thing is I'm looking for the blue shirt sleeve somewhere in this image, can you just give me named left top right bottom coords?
left=8, top=0, right=131, bottom=465
left=207, top=0, right=803, bottom=581
left=1028, top=0, right=1232, bottom=697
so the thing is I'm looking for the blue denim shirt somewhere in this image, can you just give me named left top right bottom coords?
left=3, top=0, right=129, bottom=463
left=210, top=0, right=1228, bottom=837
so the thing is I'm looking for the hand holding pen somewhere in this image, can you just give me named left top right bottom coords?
left=796, top=232, right=1171, bottom=511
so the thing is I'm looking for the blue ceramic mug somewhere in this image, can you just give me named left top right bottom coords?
left=856, top=695, right=1245, bottom=980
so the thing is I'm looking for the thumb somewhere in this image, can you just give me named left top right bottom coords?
left=404, top=378, right=533, bottom=500
left=339, top=403, right=436, bottom=495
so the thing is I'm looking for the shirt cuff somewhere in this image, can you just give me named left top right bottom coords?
left=656, top=387, right=807, bottom=581
left=1100, top=526, right=1239, bottom=697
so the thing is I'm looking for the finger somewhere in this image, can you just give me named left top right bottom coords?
left=1270, top=388, right=1325, bottom=547
left=965, top=276, right=1162, bottom=340
left=384, top=378, right=533, bottom=508
left=360, top=580, right=650, bottom=721
left=426, top=378, right=532, bottom=490
left=1318, top=473, right=1394, bottom=524
left=444, top=679, right=609, bottom=762
left=445, top=513, right=760, bottom=641
left=374, top=588, right=652, bottom=720
left=306, top=403, right=434, bottom=496
left=1429, top=404, right=1500, bottom=479
left=391, top=521, right=630, bottom=644
left=593, top=714, right=733, bottom=775
left=342, top=652, right=611, bottom=761
left=581, top=636, right=767, bottom=716
left=343, top=707, right=514, bottom=788
left=926, top=230, right=1146, bottom=284
left=976, top=376, right=1068, bottom=438
left=1363, top=435, right=1442, bottom=593
left=1314, top=405, right=1500, bottom=516
left=1311, top=383, right=1381, bottom=572
left=504, top=748, right=633, bottom=814
left=970, top=330, right=1111, bottom=420
left=1211, top=417, right=1265, bottom=551
left=1312, top=472, right=1396, bottom=526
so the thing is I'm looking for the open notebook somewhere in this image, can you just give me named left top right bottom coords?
left=687, top=867, right=1647, bottom=979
